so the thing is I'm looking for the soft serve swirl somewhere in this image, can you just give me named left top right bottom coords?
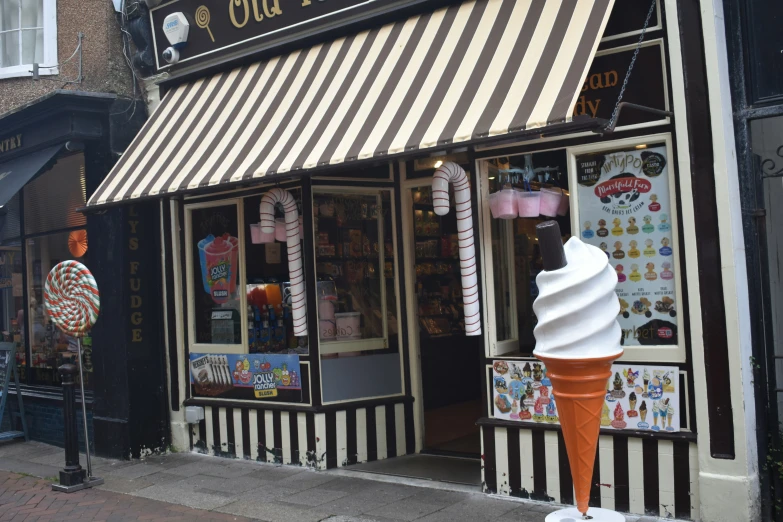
left=533, top=237, right=623, bottom=359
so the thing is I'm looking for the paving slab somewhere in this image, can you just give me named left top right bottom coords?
left=217, top=498, right=326, bottom=521
left=131, top=481, right=236, bottom=510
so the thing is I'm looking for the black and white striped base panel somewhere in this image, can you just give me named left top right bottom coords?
left=191, top=401, right=415, bottom=470
left=480, top=426, right=699, bottom=520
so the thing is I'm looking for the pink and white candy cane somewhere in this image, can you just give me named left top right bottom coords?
left=260, top=188, right=307, bottom=336
left=432, top=162, right=481, bottom=336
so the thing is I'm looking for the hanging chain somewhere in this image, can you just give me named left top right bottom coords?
left=606, top=0, right=657, bottom=129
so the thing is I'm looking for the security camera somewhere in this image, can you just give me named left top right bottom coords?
left=162, top=47, right=180, bottom=64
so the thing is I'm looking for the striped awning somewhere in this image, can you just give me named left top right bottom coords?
left=88, top=0, right=614, bottom=208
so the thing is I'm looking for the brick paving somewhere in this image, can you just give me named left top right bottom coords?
left=0, top=471, right=253, bottom=522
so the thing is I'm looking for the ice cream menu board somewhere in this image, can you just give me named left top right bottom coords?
left=190, top=205, right=241, bottom=345
left=574, top=145, right=677, bottom=346
left=190, top=353, right=302, bottom=402
left=492, top=360, right=680, bottom=432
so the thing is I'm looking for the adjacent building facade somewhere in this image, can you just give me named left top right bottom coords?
left=0, top=0, right=164, bottom=459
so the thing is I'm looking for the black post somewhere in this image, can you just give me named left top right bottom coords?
left=58, top=364, right=85, bottom=487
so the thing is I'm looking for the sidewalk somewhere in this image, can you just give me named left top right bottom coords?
left=0, top=441, right=671, bottom=522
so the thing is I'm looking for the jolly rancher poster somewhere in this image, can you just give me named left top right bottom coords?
left=575, top=145, right=677, bottom=347
left=190, top=353, right=302, bottom=402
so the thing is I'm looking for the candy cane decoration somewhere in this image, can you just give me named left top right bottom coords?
left=44, top=260, right=100, bottom=337
left=433, top=162, right=481, bottom=336
left=260, top=188, right=307, bottom=336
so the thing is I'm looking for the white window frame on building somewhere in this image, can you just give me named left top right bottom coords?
left=0, top=0, right=58, bottom=80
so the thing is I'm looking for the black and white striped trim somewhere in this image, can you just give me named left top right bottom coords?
left=191, top=401, right=414, bottom=470
left=481, top=426, right=699, bottom=520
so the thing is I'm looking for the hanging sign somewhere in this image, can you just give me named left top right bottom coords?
left=573, top=42, right=666, bottom=127
left=150, top=0, right=426, bottom=72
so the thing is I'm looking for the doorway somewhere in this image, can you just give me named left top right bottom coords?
left=406, top=172, right=483, bottom=458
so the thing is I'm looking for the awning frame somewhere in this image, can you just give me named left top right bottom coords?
left=78, top=116, right=604, bottom=213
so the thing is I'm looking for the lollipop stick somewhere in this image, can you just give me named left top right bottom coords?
left=206, top=26, right=215, bottom=43
left=77, top=338, right=92, bottom=478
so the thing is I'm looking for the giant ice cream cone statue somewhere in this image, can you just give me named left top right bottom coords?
left=533, top=221, right=623, bottom=521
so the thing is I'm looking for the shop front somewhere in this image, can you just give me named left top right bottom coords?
left=0, top=91, right=167, bottom=459
left=83, top=0, right=758, bottom=519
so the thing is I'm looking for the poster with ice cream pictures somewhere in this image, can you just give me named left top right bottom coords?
left=572, top=143, right=678, bottom=348
left=492, top=360, right=680, bottom=432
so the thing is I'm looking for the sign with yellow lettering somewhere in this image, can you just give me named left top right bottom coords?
left=573, top=42, right=666, bottom=126
left=150, top=0, right=417, bottom=71
left=0, top=134, right=22, bottom=155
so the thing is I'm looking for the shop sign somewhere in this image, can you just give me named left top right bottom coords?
left=150, top=0, right=419, bottom=71
left=492, top=360, right=680, bottom=432
left=189, top=352, right=302, bottom=402
left=573, top=42, right=666, bottom=127
left=575, top=145, right=678, bottom=347
left=0, top=134, right=22, bottom=155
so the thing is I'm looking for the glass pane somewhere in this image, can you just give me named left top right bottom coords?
left=26, top=230, right=90, bottom=388
left=21, top=28, right=42, bottom=64
left=242, top=189, right=308, bottom=355
left=314, top=193, right=385, bottom=344
left=0, top=248, right=25, bottom=379
left=24, top=153, right=87, bottom=235
left=751, top=116, right=783, bottom=420
left=317, top=189, right=402, bottom=403
left=190, top=204, right=242, bottom=345
left=20, top=0, right=42, bottom=28
left=0, top=192, right=21, bottom=244
left=0, top=0, right=20, bottom=31
left=574, top=144, right=678, bottom=347
left=485, top=150, right=571, bottom=354
left=1, top=31, right=20, bottom=68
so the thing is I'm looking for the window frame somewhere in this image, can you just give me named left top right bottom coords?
left=313, top=186, right=393, bottom=355
left=184, top=198, right=248, bottom=355
left=566, top=133, right=686, bottom=363
left=478, top=133, right=686, bottom=364
left=0, top=0, right=58, bottom=80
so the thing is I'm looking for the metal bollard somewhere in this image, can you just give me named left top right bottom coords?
left=56, top=364, right=86, bottom=488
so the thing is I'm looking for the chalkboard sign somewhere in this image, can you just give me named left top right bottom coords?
left=0, top=342, right=28, bottom=442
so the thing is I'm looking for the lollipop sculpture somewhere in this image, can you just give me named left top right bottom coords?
left=45, top=260, right=100, bottom=484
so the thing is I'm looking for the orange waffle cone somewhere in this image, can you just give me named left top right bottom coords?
left=537, top=354, right=620, bottom=516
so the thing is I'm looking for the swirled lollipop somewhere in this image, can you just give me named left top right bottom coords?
left=196, top=6, right=215, bottom=42
left=44, top=261, right=100, bottom=338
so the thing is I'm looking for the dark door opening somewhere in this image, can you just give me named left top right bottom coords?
left=409, top=183, right=483, bottom=458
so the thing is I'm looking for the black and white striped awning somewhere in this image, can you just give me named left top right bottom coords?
left=88, top=0, right=614, bottom=208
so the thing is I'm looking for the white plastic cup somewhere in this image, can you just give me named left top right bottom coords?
left=250, top=223, right=262, bottom=244
left=489, top=189, right=517, bottom=219
left=517, top=191, right=541, bottom=218
left=556, top=189, right=570, bottom=216
left=539, top=187, right=563, bottom=217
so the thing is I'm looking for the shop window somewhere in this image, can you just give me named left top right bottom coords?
left=0, top=247, right=24, bottom=378
left=243, top=190, right=308, bottom=355
left=187, top=201, right=243, bottom=348
left=315, top=189, right=403, bottom=403
left=480, top=136, right=685, bottom=363
left=24, top=154, right=86, bottom=235
left=185, top=192, right=310, bottom=404
left=481, top=151, right=571, bottom=356
left=0, top=193, right=21, bottom=243
left=0, top=0, right=57, bottom=79
left=25, top=229, right=89, bottom=387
